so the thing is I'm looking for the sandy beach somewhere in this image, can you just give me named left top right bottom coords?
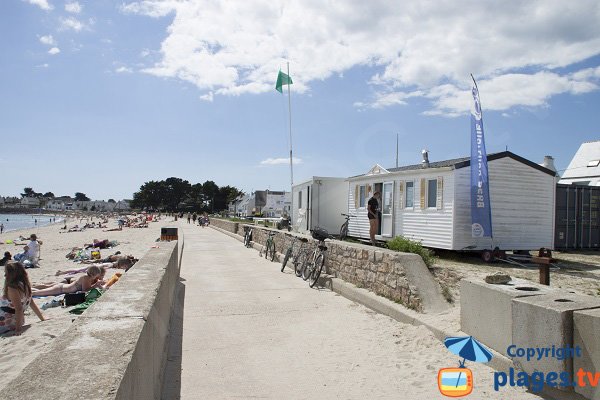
left=0, top=215, right=170, bottom=391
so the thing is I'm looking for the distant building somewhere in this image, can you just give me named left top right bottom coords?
left=231, top=191, right=291, bottom=217
left=19, top=197, right=40, bottom=208
left=559, top=140, right=600, bottom=186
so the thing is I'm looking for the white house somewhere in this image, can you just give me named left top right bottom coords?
left=19, top=197, right=41, bottom=208
left=262, top=191, right=291, bottom=218
left=346, top=151, right=556, bottom=252
left=292, top=177, right=348, bottom=235
left=559, top=140, right=600, bottom=186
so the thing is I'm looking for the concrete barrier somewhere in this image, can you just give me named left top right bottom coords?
left=460, top=278, right=557, bottom=356
left=512, top=293, right=600, bottom=381
left=5, top=241, right=180, bottom=400
left=574, top=308, right=600, bottom=400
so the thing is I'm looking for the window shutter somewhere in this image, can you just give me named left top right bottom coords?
left=354, top=185, right=359, bottom=209
left=437, top=177, right=443, bottom=210
left=420, top=178, right=426, bottom=209
left=398, top=181, right=404, bottom=210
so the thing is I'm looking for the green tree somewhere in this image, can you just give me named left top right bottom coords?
left=43, top=192, right=55, bottom=198
left=163, top=177, right=191, bottom=211
left=21, top=187, right=36, bottom=198
left=75, top=192, right=90, bottom=201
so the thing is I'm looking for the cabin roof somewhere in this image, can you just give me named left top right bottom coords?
left=560, top=140, right=600, bottom=181
left=351, top=151, right=555, bottom=179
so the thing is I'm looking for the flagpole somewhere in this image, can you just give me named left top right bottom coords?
left=287, top=62, right=294, bottom=215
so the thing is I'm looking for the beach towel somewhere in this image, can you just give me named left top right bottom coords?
left=68, top=288, right=104, bottom=315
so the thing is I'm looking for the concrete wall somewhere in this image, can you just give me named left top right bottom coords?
left=5, top=241, right=180, bottom=400
left=240, top=225, right=448, bottom=313
left=574, top=308, right=600, bottom=400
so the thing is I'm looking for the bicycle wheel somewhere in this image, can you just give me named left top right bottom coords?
left=281, top=248, right=292, bottom=272
left=294, top=250, right=305, bottom=277
left=268, top=241, right=276, bottom=262
left=339, top=222, right=348, bottom=241
left=302, top=253, right=314, bottom=281
left=308, top=253, right=324, bottom=288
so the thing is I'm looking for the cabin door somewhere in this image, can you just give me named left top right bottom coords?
left=381, top=181, right=394, bottom=237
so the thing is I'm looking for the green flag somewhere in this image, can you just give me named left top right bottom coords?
left=275, top=70, right=293, bottom=93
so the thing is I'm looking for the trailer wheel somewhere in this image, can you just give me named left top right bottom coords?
left=481, top=250, right=494, bottom=263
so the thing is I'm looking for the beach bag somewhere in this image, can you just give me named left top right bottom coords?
left=64, top=292, right=86, bottom=306
left=90, top=250, right=101, bottom=260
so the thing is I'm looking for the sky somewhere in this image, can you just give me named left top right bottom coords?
left=1, top=0, right=599, bottom=201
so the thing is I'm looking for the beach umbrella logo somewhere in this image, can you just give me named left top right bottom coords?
left=438, top=336, right=493, bottom=397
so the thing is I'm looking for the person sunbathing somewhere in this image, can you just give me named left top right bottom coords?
left=85, top=239, right=110, bottom=249
left=55, top=258, right=134, bottom=276
left=32, top=266, right=104, bottom=297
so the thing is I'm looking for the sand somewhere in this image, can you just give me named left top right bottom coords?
left=0, top=215, right=170, bottom=390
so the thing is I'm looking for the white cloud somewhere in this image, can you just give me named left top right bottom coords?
left=200, top=92, right=214, bottom=102
left=36, top=63, right=49, bottom=68
left=260, top=157, right=302, bottom=165
left=115, top=66, right=133, bottom=73
left=65, top=1, right=82, bottom=13
left=23, top=0, right=52, bottom=11
left=123, top=0, right=600, bottom=114
left=39, top=35, right=56, bottom=46
left=48, top=47, right=61, bottom=55
left=59, top=17, right=85, bottom=32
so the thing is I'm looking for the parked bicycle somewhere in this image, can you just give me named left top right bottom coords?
left=281, top=232, right=310, bottom=274
left=302, top=227, right=330, bottom=288
left=261, top=231, right=276, bottom=262
left=339, top=213, right=356, bottom=241
left=243, top=226, right=253, bottom=248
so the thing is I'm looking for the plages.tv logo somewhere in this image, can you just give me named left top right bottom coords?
left=438, top=336, right=493, bottom=397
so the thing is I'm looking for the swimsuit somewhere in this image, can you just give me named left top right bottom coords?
left=0, top=294, right=30, bottom=334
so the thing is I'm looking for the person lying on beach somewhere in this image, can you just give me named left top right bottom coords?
left=80, top=252, right=137, bottom=265
left=32, top=266, right=104, bottom=297
left=55, top=258, right=134, bottom=276
left=84, top=239, right=110, bottom=249
left=13, top=246, right=30, bottom=262
left=1, top=261, right=46, bottom=335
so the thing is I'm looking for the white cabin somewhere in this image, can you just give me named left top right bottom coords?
left=347, top=151, right=556, bottom=251
left=292, top=177, right=348, bottom=235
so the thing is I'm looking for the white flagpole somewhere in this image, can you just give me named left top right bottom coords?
left=287, top=62, right=294, bottom=215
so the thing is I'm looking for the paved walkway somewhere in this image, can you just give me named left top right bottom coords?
left=163, top=223, right=542, bottom=400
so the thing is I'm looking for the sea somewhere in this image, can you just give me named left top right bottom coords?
left=0, top=213, right=63, bottom=234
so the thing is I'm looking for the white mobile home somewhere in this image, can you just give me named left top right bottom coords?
left=347, top=151, right=556, bottom=251
left=292, top=177, right=348, bottom=235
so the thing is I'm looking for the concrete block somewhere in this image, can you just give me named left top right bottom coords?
left=574, top=308, right=600, bottom=400
left=512, top=293, right=600, bottom=379
left=461, top=278, right=557, bottom=356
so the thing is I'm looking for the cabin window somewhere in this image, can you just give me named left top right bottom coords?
left=298, top=191, right=302, bottom=209
left=359, top=185, right=367, bottom=208
left=427, top=179, right=437, bottom=208
left=405, top=181, right=414, bottom=208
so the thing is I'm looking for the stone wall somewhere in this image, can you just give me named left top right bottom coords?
left=211, top=218, right=239, bottom=234
left=241, top=225, right=427, bottom=312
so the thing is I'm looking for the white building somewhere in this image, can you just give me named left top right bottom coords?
left=262, top=191, right=291, bottom=218
left=292, top=177, right=348, bottom=235
left=559, top=140, right=600, bottom=186
left=346, top=151, right=556, bottom=252
left=19, top=197, right=40, bottom=208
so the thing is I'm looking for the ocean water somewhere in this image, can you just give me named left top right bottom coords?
left=0, top=214, right=63, bottom=234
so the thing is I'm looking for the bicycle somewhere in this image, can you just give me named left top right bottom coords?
left=281, top=233, right=310, bottom=274
left=261, top=231, right=276, bottom=262
left=243, top=226, right=253, bottom=248
left=339, top=213, right=355, bottom=241
left=302, top=227, right=330, bottom=288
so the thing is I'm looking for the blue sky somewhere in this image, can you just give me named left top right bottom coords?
left=1, top=0, right=599, bottom=200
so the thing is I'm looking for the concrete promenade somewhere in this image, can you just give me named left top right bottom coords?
left=163, top=223, right=541, bottom=400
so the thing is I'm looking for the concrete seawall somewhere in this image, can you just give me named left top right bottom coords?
left=5, top=240, right=181, bottom=400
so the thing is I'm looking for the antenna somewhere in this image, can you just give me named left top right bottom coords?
left=396, top=133, right=399, bottom=168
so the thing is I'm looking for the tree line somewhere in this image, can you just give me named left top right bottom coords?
left=21, top=187, right=91, bottom=201
left=130, top=177, right=243, bottom=212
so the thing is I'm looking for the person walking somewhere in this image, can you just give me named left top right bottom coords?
left=368, top=191, right=381, bottom=246
left=0, top=223, right=3, bottom=234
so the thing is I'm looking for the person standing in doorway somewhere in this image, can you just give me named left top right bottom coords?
left=368, top=191, right=381, bottom=246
